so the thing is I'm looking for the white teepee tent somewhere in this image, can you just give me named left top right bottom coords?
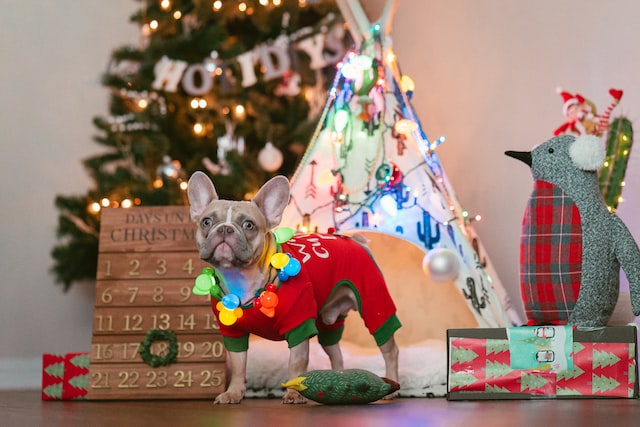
left=281, top=0, right=521, bottom=346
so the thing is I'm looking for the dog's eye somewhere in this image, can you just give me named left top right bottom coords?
left=242, top=220, right=255, bottom=231
left=548, top=147, right=554, bottom=154
left=201, top=218, right=212, bottom=229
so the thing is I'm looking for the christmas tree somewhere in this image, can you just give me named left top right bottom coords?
left=51, top=0, right=350, bottom=290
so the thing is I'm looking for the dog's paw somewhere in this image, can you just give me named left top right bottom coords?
left=214, top=391, right=244, bottom=404
left=381, top=390, right=398, bottom=400
left=282, top=389, right=307, bottom=404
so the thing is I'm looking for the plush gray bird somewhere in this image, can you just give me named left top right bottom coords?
left=506, top=134, right=640, bottom=327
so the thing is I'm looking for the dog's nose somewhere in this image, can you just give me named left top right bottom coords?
left=217, top=224, right=234, bottom=235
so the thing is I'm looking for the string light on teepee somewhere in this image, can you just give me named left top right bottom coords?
left=430, top=135, right=446, bottom=150
left=394, top=118, right=418, bottom=136
left=334, top=109, right=350, bottom=132
left=400, top=75, right=415, bottom=95
left=379, top=194, right=398, bottom=217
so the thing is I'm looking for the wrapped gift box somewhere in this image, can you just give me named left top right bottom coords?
left=447, top=326, right=638, bottom=400
left=42, top=352, right=90, bottom=401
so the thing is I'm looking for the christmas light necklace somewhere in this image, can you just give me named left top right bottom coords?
left=192, top=227, right=300, bottom=326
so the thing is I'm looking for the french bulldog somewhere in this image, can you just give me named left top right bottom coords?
left=188, top=171, right=401, bottom=404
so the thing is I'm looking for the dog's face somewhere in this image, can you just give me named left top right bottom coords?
left=187, top=172, right=291, bottom=269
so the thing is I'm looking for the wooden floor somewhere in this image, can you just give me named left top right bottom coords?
left=3, top=390, right=640, bottom=427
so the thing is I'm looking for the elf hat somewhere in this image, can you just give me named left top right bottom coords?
left=557, top=88, right=581, bottom=117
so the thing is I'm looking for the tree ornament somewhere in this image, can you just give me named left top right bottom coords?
left=422, top=248, right=460, bottom=283
left=258, top=142, right=283, bottom=172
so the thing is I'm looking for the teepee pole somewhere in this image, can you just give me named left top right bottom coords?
left=379, top=0, right=399, bottom=36
left=336, top=0, right=371, bottom=47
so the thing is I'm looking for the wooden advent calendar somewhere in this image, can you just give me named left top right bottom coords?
left=87, top=206, right=226, bottom=399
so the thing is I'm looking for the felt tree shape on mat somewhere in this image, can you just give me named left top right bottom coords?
left=280, top=0, right=520, bottom=328
left=51, top=0, right=349, bottom=289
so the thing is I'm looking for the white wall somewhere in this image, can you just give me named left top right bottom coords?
left=0, top=1, right=139, bottom=386
left=382, top=0, right=640, bottom=319
left=1, top=0, right=639, bottom=386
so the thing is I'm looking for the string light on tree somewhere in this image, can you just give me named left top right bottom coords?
left=51, top=0, right=348, bottom=289
left=394, top=119, right=418, bottom=136
left=193, top=122, right=206, bottom=136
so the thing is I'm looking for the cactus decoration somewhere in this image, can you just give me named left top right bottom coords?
left=599, top=117, right=634, bottom=211
left=417, top=211, right=441, bottom=250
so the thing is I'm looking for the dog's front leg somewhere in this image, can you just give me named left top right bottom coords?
left=215, top=350, right=247, bottom=404
left=282, top=340, right=310, bottom=404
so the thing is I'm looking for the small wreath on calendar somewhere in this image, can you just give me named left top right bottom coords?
left=139, top=329, right=178, bottom=368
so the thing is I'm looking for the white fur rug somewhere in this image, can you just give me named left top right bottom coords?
left=244, top=338, right=448, bottom=398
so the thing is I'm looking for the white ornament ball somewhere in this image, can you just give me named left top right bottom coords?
left=422, top=248, right=460, bottom=283
left=258, top=142, right=283, bottom=172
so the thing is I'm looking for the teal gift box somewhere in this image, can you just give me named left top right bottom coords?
left=447, top=326, right=638, bottom=400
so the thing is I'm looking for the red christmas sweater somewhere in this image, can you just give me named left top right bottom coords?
left=212, top=233, right=401, bottom=352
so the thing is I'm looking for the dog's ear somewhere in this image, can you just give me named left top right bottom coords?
left=187, top=171, right=219, bottom=221
left=252, top=175, right=291, bottom=229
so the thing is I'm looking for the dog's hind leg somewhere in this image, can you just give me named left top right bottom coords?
left=321, top=343, right=344, bottom=370
left=379, top=336, right=400, bottom=399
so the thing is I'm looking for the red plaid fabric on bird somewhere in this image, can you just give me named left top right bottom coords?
left=520, top=180, right=582, bottom=325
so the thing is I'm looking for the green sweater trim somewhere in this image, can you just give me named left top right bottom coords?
left=285, top=318, right=318, bottom=348
left=222, top=334, right=250, bottom=352
left=373, top=313, right=402, bottom=346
